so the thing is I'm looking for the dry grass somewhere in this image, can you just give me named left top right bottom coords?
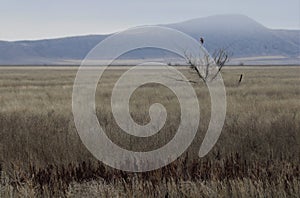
left=0, top=66, right=300, bottom=197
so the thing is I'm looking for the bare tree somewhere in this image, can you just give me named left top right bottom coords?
left=184, top=48, right=231, bottom=83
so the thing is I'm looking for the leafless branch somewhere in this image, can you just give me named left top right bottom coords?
left=183, top=48, right=231, bottom=83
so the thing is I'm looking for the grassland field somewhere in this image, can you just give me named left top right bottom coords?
left=0, top=66, right=299, bottom=197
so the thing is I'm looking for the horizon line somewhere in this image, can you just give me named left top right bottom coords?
left=1, top=14, right=299, bottom=42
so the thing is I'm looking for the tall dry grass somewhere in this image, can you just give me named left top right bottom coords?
left=0, top=66, right=300, bottom=197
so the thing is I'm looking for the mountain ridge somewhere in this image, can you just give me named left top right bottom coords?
left=0, top=14, right=299, bottom=65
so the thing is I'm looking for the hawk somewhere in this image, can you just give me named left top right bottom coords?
left=200, top=37, right=204, bottom=45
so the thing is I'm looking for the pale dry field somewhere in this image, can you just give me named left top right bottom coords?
left=0, top=66, right=300, bottom=197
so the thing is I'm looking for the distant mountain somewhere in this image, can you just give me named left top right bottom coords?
left=0, top=14, right=299, bottom=65
left=0, top=35, right=108, bottom=65
left=165, top=15, right=300, bottom=64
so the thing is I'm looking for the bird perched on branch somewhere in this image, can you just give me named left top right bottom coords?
left=200, top=37, right=204, bottom=45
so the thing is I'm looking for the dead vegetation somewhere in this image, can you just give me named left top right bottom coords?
left=184, top=48, right=230, bottom=82
left=0, top=66, right=300, bottom=197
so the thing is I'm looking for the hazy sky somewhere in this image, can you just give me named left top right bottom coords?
left=1, top=0, right=299, bottom=41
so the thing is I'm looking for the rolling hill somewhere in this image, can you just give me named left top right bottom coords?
left=0, top=14, right=299, bottom=65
